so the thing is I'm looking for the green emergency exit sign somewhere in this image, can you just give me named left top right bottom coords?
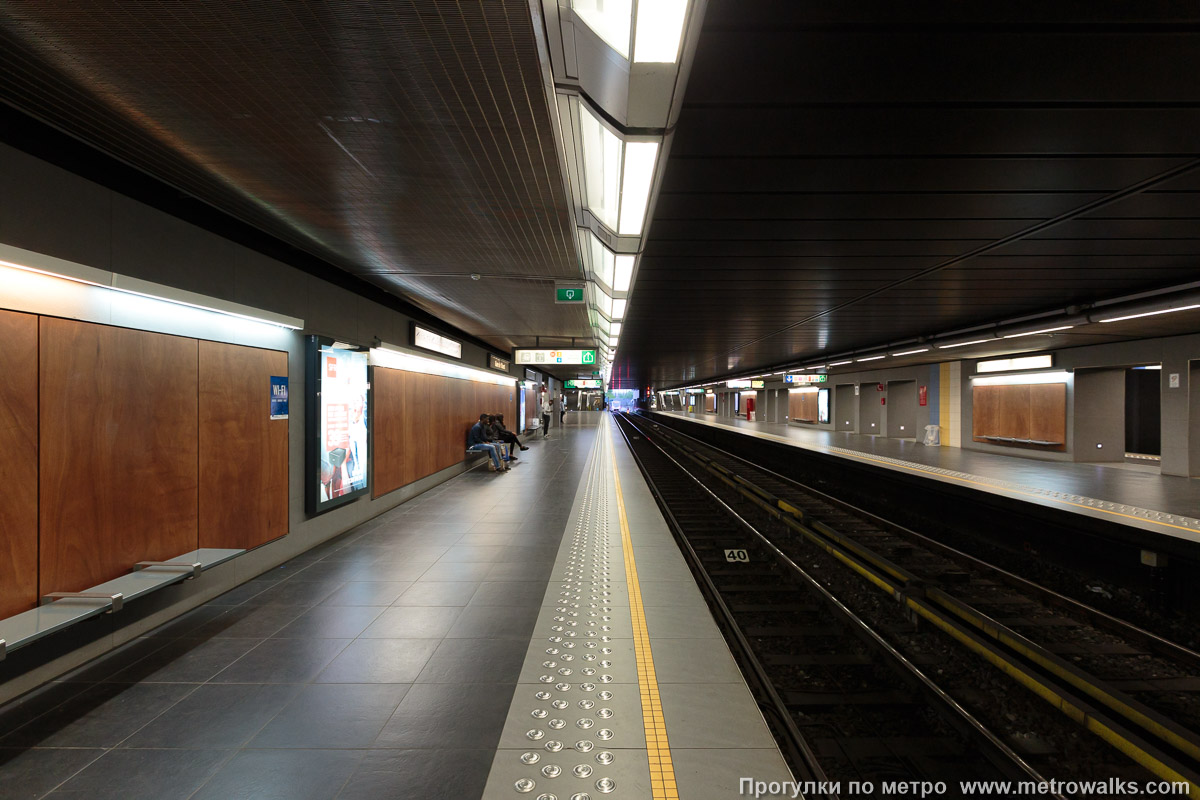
left=556, top=286, right=585, bottom=303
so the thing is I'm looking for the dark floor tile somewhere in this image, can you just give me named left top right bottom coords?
left=436, top=545, right=508, bottom=563
left=483, top=561, right=554, bottom=581
left=415, top=639, right=526, bottom=683
left=1, top=682, right=196, bottom=748
left=445, top=605, right=538, bottom=639
left=271, top=605, right=386, bottom=639
left=469, top=581, right=549, bottom=607
left=210, top=638, right=350, bottom=684
left=337, top=748, right=493, bottom=799
left=53, top=637, right=174, bottom=684
left=207, top=580, right=274, bottom=606
left=120, top=683, right=298, bottom=749
left=0, top=682, right=90, bottom=736
left=374, top=545, right=450, bottom=563
left=391, top=581, right=480, bottom=607
left=0, top=746, right=104, bottom=798
left=359, top=607, right=462, bottom=639
left=108, top=638, right=260, bottom=683
left=241, top=578, right=346, bottom=607
left=248, top=684, right=408, bottom=748
left=454, top=532, right=513, bottom=547
left=189, top=748, right=364, bottom=800
left=318, top=581, right=410, bottom=607
left=315, top=639, right=439, bottom=684
left=374, top=683, right=514, bottom=749
left=347, top=561, right=433, bottom=582
left=187, top=604, right=306, bottom=639
left=501, top=545, right=561, bottom=562
left=415, top=561, right=494, bottom=582
left=286, top=561, right=372, bottom=583
left=142, top=605, right=231, bottom=639
left=467, top=521, right=526, bottom=534
left=49, top=748, right=230, bottom=800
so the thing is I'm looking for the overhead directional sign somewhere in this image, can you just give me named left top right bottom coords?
left=566, top=379, right=602, bottom=388
left=515, top=348, right=598, bottom=366
left=555, top=285, right=586, bottom=303
left=785, top=374, right=828, bottom=384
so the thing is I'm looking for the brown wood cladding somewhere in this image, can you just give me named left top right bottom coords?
left=373, top=368, right=515, bottom=498
left=0, top=311, right=39, bottom=617
left=788, top=390, right=819, bottom=423
left=972, top=383, right=1066, bottom=450
left=705, top=394, right=716, bottom=412
left=39, top=318, right=200, bottom=594
left=199, top=341, right=288, bottom=550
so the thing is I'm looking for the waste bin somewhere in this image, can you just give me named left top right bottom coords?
left=922, top=424, right=941, bottom=446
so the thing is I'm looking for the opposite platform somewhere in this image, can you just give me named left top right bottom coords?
left=656, top=411, right=1200, bottom=547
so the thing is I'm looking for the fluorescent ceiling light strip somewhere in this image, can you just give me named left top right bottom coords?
left=611, top=298, right=627, bottom=319
left=972, top=370, right=1071, bottom=386
left=613, top=255, right=634, bottom=292
left=617, top=140, right=659, bottom=235
left=371, top=345, right=514, bottom=386
left=891, top=348, right=930, bottom=356
left=0, top=255, right=303, bottom=329
left=1001, top=325, right=1074, bottom=338
left=1099, top=304, right=1200, bottom=323
left=789, top=387, right=819, bottom=394
left=828, top=360, right=853, bottom=366
left=938, top=339, right=991, bottom=349
left=633, top=0, right=688, bottom=62
left=856, top=355, right=885, bottom=362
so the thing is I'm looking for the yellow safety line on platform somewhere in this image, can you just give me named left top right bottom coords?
left=609, top=426, right=679, bottom=800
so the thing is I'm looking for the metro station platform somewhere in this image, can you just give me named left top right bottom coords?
left=655, top=411, right=1200, bottom=548
left=0, top=416, right=790, bottom=800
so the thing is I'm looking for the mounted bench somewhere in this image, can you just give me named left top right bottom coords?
left=0, top=548, right=243, bottom=661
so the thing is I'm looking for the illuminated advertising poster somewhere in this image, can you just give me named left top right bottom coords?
left=817, top=388, right=831, bottom=424
left=306, top=337, right=370, bottom=514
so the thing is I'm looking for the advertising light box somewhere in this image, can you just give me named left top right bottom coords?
left=306, top=337, right=370, bottom=515
left=726, top=379, right=752, bottom=388
left=515, top=348, right=597, bottom=366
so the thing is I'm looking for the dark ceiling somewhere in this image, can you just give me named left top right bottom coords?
left=0, top=1, right=585, bottom=352
left=617, top=1, right=1200, bottom=388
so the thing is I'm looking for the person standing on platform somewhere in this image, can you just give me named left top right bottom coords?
left=541, top=389, right=553, bottom=437
left=559, top=392, right=567, bottom=425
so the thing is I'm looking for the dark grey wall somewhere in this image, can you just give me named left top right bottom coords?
left=1072, top=369, right=1125, bottom=462
left=887, top=380, right=919, bottom=439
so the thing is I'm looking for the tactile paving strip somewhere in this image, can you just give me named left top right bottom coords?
left=484, top=427, right=652, bottom=799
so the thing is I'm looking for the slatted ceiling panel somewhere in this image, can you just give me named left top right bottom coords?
left=0, top=1, right=580, bottom=352
left=616, top=2, right=1200, bottom=386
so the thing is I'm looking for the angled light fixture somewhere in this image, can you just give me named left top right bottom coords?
left=1002, top=325, right=1074, bottom=339
left=1099, top=304, right=1200, bottom=323
left=938, top=339, right=991, bottom=349
left=856, top=355, right=885, bottom=362
left=891, top=348, right=930, bottom=356
left=633, top=0, right=689, bottom=62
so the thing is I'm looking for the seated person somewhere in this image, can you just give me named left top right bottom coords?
left=483, top=414, right=513, bottom=461
left=467, top=413, right=508, bottom=472
left=492, top=413, right=528, bottom=455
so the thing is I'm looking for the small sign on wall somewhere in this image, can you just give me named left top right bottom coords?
left=919, top=385, right=928, bottom=406
left=881, top=397, right=886, bottom=406
left=1169, top=373, right=1181, bottom=389
left=270, top=376, right=289, bottom=420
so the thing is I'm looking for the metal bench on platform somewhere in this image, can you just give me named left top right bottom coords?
left=0, top=548, right=244, bottom=661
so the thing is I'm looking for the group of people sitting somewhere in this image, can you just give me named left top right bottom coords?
left=466, top=413, right=529, bottom=473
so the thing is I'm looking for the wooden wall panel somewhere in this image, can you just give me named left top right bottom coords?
left=198, top=341, right=288, bottom=550
left=789, top=391, right=819, bottom=423
left=705, top=394, right=716, bottom=412
left=40, top=318, right=199, bottom=594
left=973, top=382, right=1066, bottom=450
left=0, top=310, right=39, bottom=618
left=1029, top=383, right=1068, bottom=445
left=373, top=368, right=516, bottom=498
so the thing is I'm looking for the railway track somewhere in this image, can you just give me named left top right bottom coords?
left=614, top=412, right=1200, bottom=798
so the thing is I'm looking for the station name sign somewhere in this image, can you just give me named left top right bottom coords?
left=515, top=348, right=597, bottom=366
left=413, top=324, right=462, bottom=359
left=488, top=354, right=510, bottom=372
left=784, top=374, right=827, bottom=384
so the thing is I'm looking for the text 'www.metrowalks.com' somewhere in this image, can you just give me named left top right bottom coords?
left=739, top=778, right=1192, bottom=799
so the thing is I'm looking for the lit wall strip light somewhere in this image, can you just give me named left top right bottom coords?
left=1099, top=304, right=1200, bottom=323
left=976, top=355, right=1053, bottom=374
left=891, top=348, right=930, bottom=356
left=972, top=370, right=1071, bottom=386
left=938, top=339, right=991, bottom=349
left=371, top=345, right=516, bottom=386
left=828, top=360, right=853, bottom=366
left=1002, top=325, right=1074, bottom=338
left=0, top=246, right=304, bottom=329
left=856, top=355, right=885, bottom=362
